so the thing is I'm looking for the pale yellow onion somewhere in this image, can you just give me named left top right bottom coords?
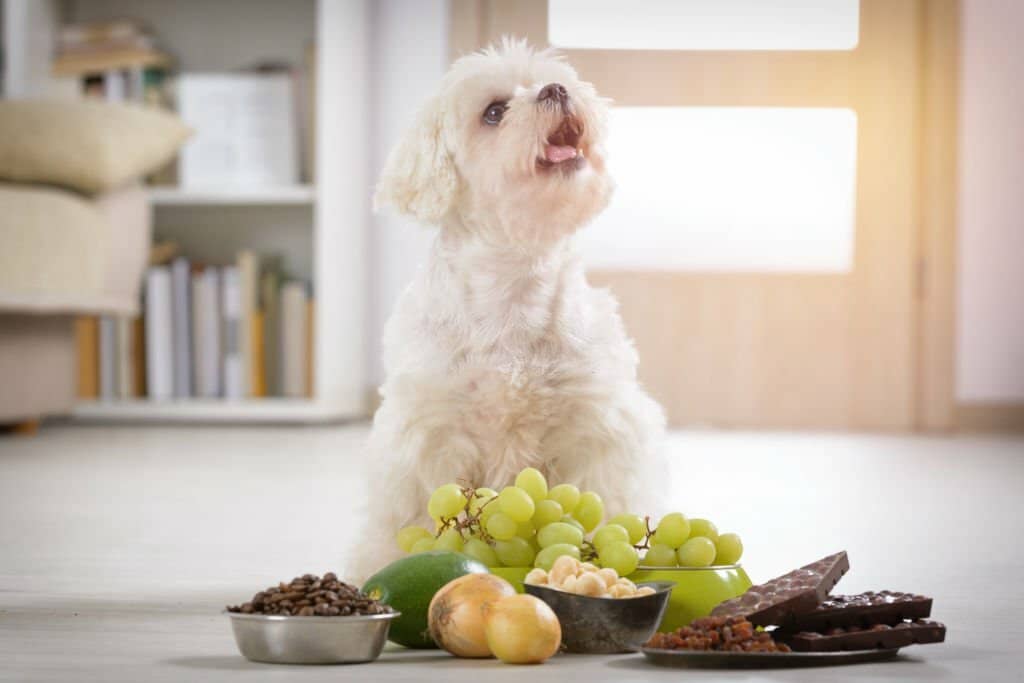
left=428, top=573, right=516, bottom=658
left=484, top=594, right=561, bottom=664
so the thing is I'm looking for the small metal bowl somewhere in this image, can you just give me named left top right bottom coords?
left=225, top=611, right=400, bottom=665
left=524, top=581, right=674, bottom=654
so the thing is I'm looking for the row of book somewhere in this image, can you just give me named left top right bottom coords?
left=53, top=18, right=171, bottom=106
left=77, top=250, right=314, bottom=402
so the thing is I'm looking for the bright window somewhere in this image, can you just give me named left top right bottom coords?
left=580, top=107, right=859, bottom=272
left=549, top=0, right=860, bottom=51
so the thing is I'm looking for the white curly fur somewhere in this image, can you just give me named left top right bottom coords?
left=352, top=39, right=666, bottom=579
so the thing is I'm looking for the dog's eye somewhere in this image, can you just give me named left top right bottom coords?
left=483, top=101, right=507, bottom=126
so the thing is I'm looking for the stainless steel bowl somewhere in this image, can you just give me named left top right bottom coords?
left=524, top=581, right=674, bottom=654
left=225, top=611, right=400, bottom=664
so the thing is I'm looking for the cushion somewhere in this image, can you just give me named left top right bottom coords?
left=0, top=183, right=147, bottom=315
left=0, top=100, right=191, bottom=194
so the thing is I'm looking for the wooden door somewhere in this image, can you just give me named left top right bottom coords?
left=452, top=0, right=927, bottom=429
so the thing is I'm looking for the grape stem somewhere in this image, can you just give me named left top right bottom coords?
left=633, top=515, right=655, bottom=551
left=432, top=479, right=497, bottom=545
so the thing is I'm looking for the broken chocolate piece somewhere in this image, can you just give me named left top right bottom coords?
left=786, top=590, right=933, bottom=632
left=711, top=551, right=850, bottom=626
left=779, top=619, right=946, bottom=652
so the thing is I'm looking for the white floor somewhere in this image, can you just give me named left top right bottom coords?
left=1, top=423, right=1022, bottom=682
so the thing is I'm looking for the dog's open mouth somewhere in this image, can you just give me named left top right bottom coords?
left=538, top=116, right=584, bottom=170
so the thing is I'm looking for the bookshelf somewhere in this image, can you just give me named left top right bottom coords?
left=73, top=398, right=341, bottom=423
left=2, top=0, right=370, bottom=423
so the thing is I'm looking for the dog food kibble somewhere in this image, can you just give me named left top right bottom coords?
left=646, top=615, right=792, bottom=653
left=227, top=572, right=394, bottom=617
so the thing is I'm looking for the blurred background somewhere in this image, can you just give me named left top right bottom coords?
left=1, top=2, right=1022, bottom=679
left=0, top=0, right=1020, bottom=434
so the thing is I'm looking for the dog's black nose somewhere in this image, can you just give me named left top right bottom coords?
left=537, top=83, right=568, bottom=104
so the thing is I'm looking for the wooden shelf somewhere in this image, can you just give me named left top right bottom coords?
left=6, top=0, right=371, bottom=425
left=148, top=185, right=316, bottom=206
left=72, top=398, right=352, bottom=424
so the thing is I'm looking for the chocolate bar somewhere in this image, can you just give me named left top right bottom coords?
left=779, top=619, right=946, bottom=652
left=711, top=551, right=850, bottom=626
left=786, top=591, right=933, bottom=632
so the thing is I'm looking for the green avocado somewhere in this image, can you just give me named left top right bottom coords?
left=362, top=551, right=488, bottom=648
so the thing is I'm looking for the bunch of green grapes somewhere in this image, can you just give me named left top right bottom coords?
left=394, top=468, right=744, bottom=575
left=394, top=468, right=609, bottom=571
left=641, top=513, right=744, bottom=568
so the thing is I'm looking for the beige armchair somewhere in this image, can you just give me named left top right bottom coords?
left=0, top=182, right=150, bottom=424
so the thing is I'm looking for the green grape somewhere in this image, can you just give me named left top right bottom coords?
left=654, top=512, right=691, bottom=548
left=643, top=543, right=678, bottom=567
left=548, top=484, right=581, bottom=514
left=688, top=518, right=719, bottom=543
left=486, top=511, right=518, bottom=541
left=514, top=467, right=548, bottom=502
left=498, top=486, right=536, bottom=523
left=469, top=487, right=498, bottom=515
left=409, top=537, right=435, bottom=554
left=434, top=528, right=465, bottom=553
left=428, top=483, right=467, bottom=520
left=396, top=526, right=433, bottom=553
left=480, top=498, right=500, bottom=521
left=598, top=540, right=639, bottom=576
left=561, top=515, right=585, bottom=533
left=534, top=543, right=581, bottom=570
left=516, top=520, right=536, bottom=540
left=536, top=521, right=584, bottom=549
left=592, top=523, right=630, bottom=551
left=714, top=533, right=743, bottom=565
left=573, top=491, right=604, bottom=532
left=532, top=499, right=564, bottom=528
left=609, top=513, right=647, bottom=545
left=494, top=537, right=537, bottom=567
left=463, top=538, right=499, bottom=566
left=677, top=536, right=716, bottom=567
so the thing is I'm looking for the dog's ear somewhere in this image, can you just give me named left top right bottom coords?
left=374, top=96, right=457, bottom=225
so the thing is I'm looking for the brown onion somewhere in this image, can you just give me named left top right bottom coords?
left=428, top=573, right=516, bottom=657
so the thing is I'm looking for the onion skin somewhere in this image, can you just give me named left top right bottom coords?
left=484, top=594, right=562, bottom=664
left=428, top=573, right=516, bottom=657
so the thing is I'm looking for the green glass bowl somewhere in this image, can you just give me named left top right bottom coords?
left=489, top=566, right=531, bottom=592
left=629, top=565, right=752, bottom=633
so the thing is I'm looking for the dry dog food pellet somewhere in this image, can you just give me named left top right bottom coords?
left=227, top=572, right=393, bottom=617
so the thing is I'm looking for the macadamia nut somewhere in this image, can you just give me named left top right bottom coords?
left=549, top=555, right=579, bottom=585
left=525, top=568, right=549, bottom=585
left=521, top=553, right=659, bottom=599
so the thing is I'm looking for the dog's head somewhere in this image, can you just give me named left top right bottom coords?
left=375, top=38, right=613, bottom=245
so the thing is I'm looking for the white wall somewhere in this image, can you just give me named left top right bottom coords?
left=956, top=0, right=1024, bottom=402
left=367, top=0, right=449, bottom=387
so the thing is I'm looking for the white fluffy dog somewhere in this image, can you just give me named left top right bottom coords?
left=354, top=39, right=665, bottom=576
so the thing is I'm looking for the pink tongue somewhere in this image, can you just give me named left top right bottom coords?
left=544, top=144, right=577, bottom=163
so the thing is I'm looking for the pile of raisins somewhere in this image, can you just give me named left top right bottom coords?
left=646, top=615, right=792, bottom=653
